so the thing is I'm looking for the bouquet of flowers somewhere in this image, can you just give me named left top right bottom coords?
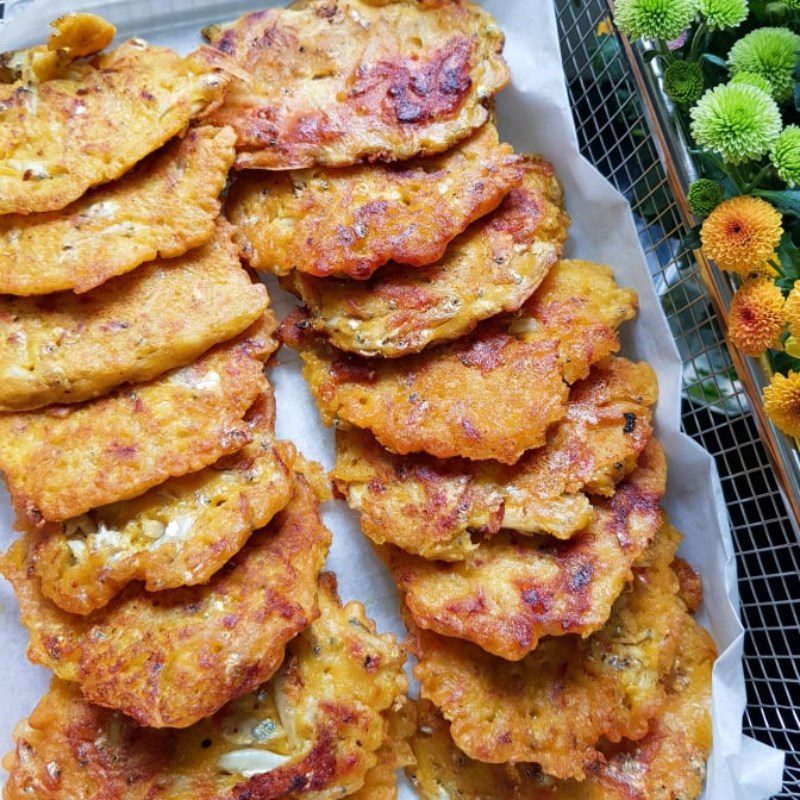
left=614, top=0, right=800, bottom=438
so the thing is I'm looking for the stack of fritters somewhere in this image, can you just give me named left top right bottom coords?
left=0, top=2, right=717, bottom=798
left=214, top=1, right=714, bottom=797
left=0, top=11, right=409, bottom=800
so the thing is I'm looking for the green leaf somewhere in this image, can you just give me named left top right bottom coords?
left=700, top=53, right=728, bottom=70
left=778, top=232, right=800, bottom=282
left=770, top=350, right=800, bottom=376
left=755, top=190, right=800, bottom=218
left=683, top=224, right=703, bottom=250
left=643, top=49, right=661, bottom=63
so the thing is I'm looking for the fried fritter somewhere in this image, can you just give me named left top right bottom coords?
left=24, top=399, right=294, bottom=615
left=0, top=14, right=115, bottom=83
left=0, top=38, right=228, bottom=215
left=0, top=126, right=236, bottom=296
left=0, top=316, right=278, bottom=526
left=410, top=520, right=690, bottom=780
left=228, top=123, right=523, bottom=279
left=390, top=439, right=666, bottom=660
left=282, top=261, right=636, bottom=463
left=0, top=220, right=267, bottom=411
left=204, top=0, right=508, bottom=169
left=333, top=358, right=657, bottom=559
left=284, top=156, right=569, bottom=357
left=286, top=312, right=568, bottom=464
left=408, top=609, right=714, bottom=800
left=3, top=574, right=408, bottom=799
left=0, top=475, right=330, bottom=729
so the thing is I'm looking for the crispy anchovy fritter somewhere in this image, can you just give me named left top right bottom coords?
left=24, top=398, right=295, bottom=615
left=2, top=574, right=408, bottom=799
left=0, top=475, right=330, bottom=729
left=333, top=358, right=657, bottom=559
left=0, top=316, right=278, bottom=526
left=390, top=439, right=666, bottom=660
left=0, top=219, right=267, bottom=411
left=283, top=156, right=569, bottom=357
left=0, top=38, right=229, bottom=215
left=409, top=520, right=693, bottom=780
left=228, top=123, right=523, bottom=279
left=204, top=0, right=509, bottom=169
left=282, top=260, right=637, bottom=463
left=407, top=606, right=714, bottom=800
left=0, top=127, right=236, bottom=297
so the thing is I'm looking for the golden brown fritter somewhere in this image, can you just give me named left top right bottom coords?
left=0, top=127, right=236, bottom=296
left=3, top=574, right=408, bottom=799
left=286, top=312, right=568, bottom=464
left=228, top=123, right=523, bottom=279
left=407, top=609, right=714, bottom=800
left=520, top=259, right=638, bottom=384
left=410, top=520, right=690, bottom=780
left=0, top=316, right=278, bottom=527
left=204, top=0, right=509, bottom=169
left=0, top=37, right=229, bottom=215
left=282, top=261, right=636, bottom=463
left=333, top=358, right=657, bottom=559
left=0, top=220, right=267, bottom=411
left=0, top=475, right=331, bottom=730
left=390, top=440, right=666, bottom=660
left=283, top=156, right=569, bottom=357
left=0, top=14, right=115, bottom=83
left=24, top=399, right=295, bottom=615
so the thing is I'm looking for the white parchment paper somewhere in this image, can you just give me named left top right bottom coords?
left=0, top=1, right=786, bottom=797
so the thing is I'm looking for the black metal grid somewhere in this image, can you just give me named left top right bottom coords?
left=556, top=1, right=800, bottom=796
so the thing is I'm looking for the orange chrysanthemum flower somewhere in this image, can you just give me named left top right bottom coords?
left=727, top=278, right=786, bottom=355
left=764, top=371, right=800, bottom=439
left=701, top=196, right=783, bottom=275
left=784, top=281, right=800, bottom=339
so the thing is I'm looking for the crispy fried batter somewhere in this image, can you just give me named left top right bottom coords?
left=24, top=398, right=295, bottom=615
left=0, top=475, right=330, bottom=729
left=287, top=313, right=568, bottom=463
left=0, top=127, right=236, bottom=296
left=0, top=14, right=115, bottom=84
left=521, top=259, right=638, bottom=384
left=410, top=520, right=689, bottom=780
left=283, top=261, right=636, bottom=463
left=204, top=0, right=508, bottom=169
left=0, top=39, right=229, bottom=215
left=407, top=611, right=714, bottom=800
left=3, top=573, right=408, bottom=799
left=0, top=316, right=278, bottom=526
left=0, top=220, right=267, bottom=411
left=390, top=440, right=666, bottom=660
left=284, top=156, right=569, bottom=356
left=228, top=123, right=523, bottom=279
left=333, top=358, right=657, bottom=559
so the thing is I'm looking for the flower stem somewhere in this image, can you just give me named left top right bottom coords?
left=688, top=22, right=708, bottom=62
left=744, top=164, right=774, bottom=193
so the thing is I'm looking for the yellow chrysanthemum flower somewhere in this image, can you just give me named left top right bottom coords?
left=784, top=281, right=800, bottom=339
left=727, top=278, right=786, bottom=355
left=701, top=195, right=783, bottom=275
left=764, top=371, right=800, bottom=438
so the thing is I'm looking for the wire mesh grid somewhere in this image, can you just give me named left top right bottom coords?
left=555, top=0, right=800, bottom=796
left=0, top=0, right=796, bottom=794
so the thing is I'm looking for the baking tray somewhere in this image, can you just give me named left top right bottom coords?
left=0, top=0, right=796, bottom=795
left=557, top=1, right=800, bottom=795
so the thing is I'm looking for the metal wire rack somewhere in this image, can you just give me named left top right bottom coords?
left=0, top=0, right=797, bottom=795
left=556, top=1, right=800, bottom=796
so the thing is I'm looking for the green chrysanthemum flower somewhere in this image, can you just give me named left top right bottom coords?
left=690, top=83, right=782, bottom=163
left=687, top=178, right=725, bottom=216
left=730, top=70, right=776, bottom=97
left=779, top=0, right=800, bottom=9
left=728, top=27, right=800, bottom=103
left=699, top=0, right=748, bottom=31
left=614, top=0, right=697, bottom=40
left=771, top=126, right=800, bottom=187
left=663, top=60, right=705, bottom=104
